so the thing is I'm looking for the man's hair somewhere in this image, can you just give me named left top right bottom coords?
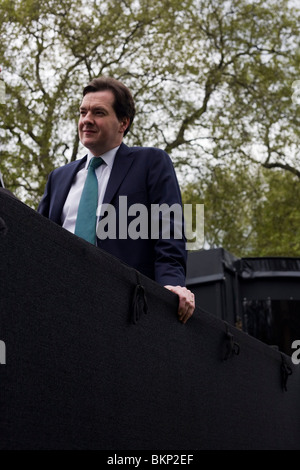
left=82, top=76, right=136, bottom=136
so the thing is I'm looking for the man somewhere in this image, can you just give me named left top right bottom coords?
left=38, top=76, right=195, bottom=323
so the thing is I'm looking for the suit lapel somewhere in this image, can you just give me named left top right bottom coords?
left=102, top=143, right=134, bottom=205
left=52, top=156, right=87, bottom=223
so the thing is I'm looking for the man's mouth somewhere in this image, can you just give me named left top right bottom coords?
left=83, top=129, right=95, bottom=133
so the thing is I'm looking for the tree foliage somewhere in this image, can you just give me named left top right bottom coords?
left=0, top=0, right=299, bottom=255
left=182, top=165, right=300, bottom=257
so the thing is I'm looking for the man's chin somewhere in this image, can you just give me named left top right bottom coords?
left=81, top=138, right=96, bottom=150
left=82, top=142, right=101, bottom=156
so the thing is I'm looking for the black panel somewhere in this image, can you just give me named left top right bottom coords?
left=186, top=249, right=239, bottom=326
left=1, top=189, right=300, bottom=450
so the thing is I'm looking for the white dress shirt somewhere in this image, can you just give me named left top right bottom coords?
left=61, top=146, right=119, bottom=233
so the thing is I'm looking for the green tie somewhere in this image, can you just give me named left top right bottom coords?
left=75, top=157, right=104, bottom=244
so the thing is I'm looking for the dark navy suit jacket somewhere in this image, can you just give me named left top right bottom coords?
left=37, top=143, right=187, bottom=286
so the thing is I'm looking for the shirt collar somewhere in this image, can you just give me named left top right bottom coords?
left=86, top=146, right=119, bottom=170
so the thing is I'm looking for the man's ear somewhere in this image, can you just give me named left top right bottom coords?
left=120, top=117, right=130, bottom=133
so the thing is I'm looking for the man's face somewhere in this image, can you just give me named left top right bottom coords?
left=78, top=90, right=129, bottom=156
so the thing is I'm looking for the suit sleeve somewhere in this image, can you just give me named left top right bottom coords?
left=37, top=173, right=53, bottom=218
left=146, top=149, right=187, bottom=286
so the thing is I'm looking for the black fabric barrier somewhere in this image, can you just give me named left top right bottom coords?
left=1, top=188, right=300, bottom=450
left=186, top=248, right=239, bottom=325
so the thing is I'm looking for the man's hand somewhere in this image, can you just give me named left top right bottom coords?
left=164, top=285, right=195, bottom=324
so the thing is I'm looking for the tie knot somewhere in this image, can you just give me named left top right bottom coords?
left=89, top=157, right=104, bottom=170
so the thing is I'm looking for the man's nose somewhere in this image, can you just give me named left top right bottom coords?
left=82, top=111, right=93, bottom=123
